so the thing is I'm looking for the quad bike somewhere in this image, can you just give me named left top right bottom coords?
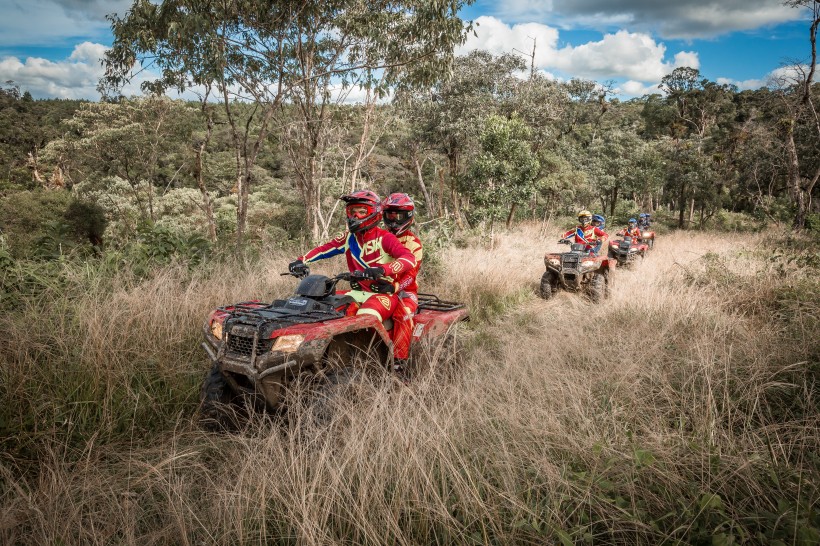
left=638, top=229, right=655, bottom=249
left=199, top=268, right=467, bottom=429
left=608, top=235, right=649, bottom=268
left=540, top=239, right=613, bottom=303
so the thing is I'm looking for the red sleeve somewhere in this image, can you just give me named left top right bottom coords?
left=299, top=232, right=347, bottom=263
left=561, top=229, right=575, bottom=238
left=380, top=232, right=417, bottom=278
left=593, top=227, right=608, bottom=238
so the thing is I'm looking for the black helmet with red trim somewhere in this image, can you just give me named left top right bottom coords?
left=382, top=192, right=415, bottom=234
left=340, top=190, right=382, bottom=233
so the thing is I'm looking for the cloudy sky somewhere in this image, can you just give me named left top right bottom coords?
left=0, top=0, right=814, bottom=101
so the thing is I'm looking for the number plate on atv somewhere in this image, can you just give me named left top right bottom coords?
left=413, top=323, right=425, bottom=338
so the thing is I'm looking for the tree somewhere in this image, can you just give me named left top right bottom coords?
left=400, top=51, right=526, bottom=224
left=102, top=0, right=472, bottom=245
left=41, top=97, right=198, bottom=224
left=460, top=115, right=540, bottom=231
left=774, top=0, right=820, bottom=229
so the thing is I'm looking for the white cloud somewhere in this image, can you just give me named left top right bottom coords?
left=458, top=16, right=560, bottom=63
left=480, top=0, right=802, bottom=39
left=617, top=80, right=662, bottom=97
left=0, top=0, right=129, bottom=48
left=716, top=64, right=820, bottom=91
left=0, top=42, right=153, bottom=100
left=459, top=18, right=698, bottom=85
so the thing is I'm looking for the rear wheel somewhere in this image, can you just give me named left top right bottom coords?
left=539, top=271, right=554, bottom=300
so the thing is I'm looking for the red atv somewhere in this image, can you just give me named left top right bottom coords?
left=540, top=239, right=613, bottom=303
left=638, top=229, right=656, bottom=249
left=199, top=268, right=467, bottom=429
left=608, top=235, right=649, bottom=267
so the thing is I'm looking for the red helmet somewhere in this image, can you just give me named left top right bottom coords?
left=340, top=190, right=382, bottom=233
left=382, top=192, right=415, bottom=234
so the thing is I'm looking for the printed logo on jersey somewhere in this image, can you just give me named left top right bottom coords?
left=361, top=239, right=382, bottom=255
left=390, top=261, right=403, bottom=273
left=376, top=296, right=391, bottom=310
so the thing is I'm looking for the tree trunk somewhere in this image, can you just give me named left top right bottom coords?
left=688, top=198, right=695, bottom=225
left=448, top=153, right=463, bottom=228
left=609, top=186, right=619, bottom=218
left=195, top=97, right=217, bottom=242
left=412, top=153, right=434, bottom=217
left=506, top=202, right=517, bottom=229
left=678, top=180, right=687, bottom=228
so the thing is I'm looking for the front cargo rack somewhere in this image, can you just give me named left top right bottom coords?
left=217, top=301, right=343, bottom=323
left=417, top=293, right=465, bottom=312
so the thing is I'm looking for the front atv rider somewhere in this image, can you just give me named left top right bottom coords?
left=382, top=192, right=423, bottom=371
left=560, top=210, right=608, bottom=253
left=289, top=190, right=417, bottom=333
left=617, top=218, right=642, bottom=238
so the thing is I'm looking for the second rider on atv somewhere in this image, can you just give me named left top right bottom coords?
left=381, top=193, right=423, bottom=372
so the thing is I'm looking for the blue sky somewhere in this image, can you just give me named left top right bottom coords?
left=0, top=0, right=815, bottom=100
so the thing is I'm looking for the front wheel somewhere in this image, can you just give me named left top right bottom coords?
left=198, top=364, right=241, bottom=431
left=588, top=272, right=608, bottom=303
left=309, top=366, right=364, bottom=429
left=539, top=271, right=554, bottom=300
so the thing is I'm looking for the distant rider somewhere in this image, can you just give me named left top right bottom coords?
left=637, top=213, right=651, bottom=230
left=617, top=218, right=642, bottom=238
left=590, top=214, right=606, bottom=253
left=382, top=192, right=423, bottom=371
left=289, top=190, right=417, bottom=330
left=560, top=210, right=608, bottom=253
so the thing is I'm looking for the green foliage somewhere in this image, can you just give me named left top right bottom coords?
left=0, top=190, right=106, bottom=258
left=133, top=222, right=211, bottom=266
left=460, top=115, right=540, bottom=226
left=0, top=84, right=85, bottom=190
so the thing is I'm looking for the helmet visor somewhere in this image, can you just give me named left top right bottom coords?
left=346, top=204, right=371, bottom=219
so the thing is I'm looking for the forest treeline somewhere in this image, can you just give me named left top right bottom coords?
left=2, top=59, right=819, bottom=260
left=0, top=1, right=818, bottom=259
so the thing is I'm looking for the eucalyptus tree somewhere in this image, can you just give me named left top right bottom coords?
left=770, top=0, right=820, bottom=229
left=102, top=0, right=472, bottom=245
left=460, top=114, right=540, bottom=231
left=399, top=50, right=526, bottom=224
left=41, top=97, right=199, bottom=225
left=656, top=67, right=737, bottom=226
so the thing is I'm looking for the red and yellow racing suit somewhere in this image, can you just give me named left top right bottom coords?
left=298, top=227, right=417, bottom=322
left=561, top=224, right=608, bottom=251
left=391, top=230, right=423, bottom=360
left=617, top=226, right=642, bottom=238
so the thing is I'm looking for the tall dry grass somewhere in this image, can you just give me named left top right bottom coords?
left=1, top=224, right=817, bottom=544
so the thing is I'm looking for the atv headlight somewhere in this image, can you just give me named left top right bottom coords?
left=548, top=258, right=560, bottom=267
left=272, top=334, right=305, bottom=353
left=210, top=320, right=223, bottom=340
left=581, top=260, right=595, bottom=269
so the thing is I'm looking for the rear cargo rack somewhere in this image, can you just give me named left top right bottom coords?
left=417, top=293, right=465, bottom=312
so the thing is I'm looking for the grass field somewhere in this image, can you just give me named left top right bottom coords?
left=1, top=223, right=818, bottom=544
